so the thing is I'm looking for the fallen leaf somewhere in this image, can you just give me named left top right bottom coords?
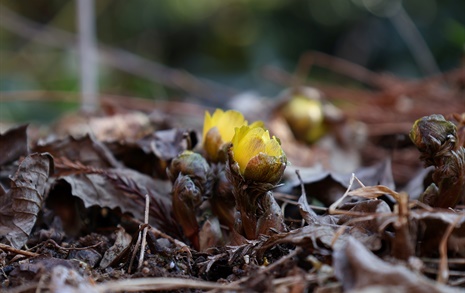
left=35, top=134, right=122, bottom=169
left=0, top=153, right=53, bottom=248
left=333, top=237, right=457, bottom=292
left=0, top=124, right=29, bottom=166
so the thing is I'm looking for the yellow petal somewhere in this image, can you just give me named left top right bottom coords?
left=202, top=110, right=217, bottom=142
left=216, top=110, right=247, bottom=142
left=203, top=109, right=249, bottom=144
left=232, top=126, right=267, bottom=173
left=249, top=120, right=265, bottom=129
left=204, top=127, right=223, bottom=161
left=265, top=136, right=283, bottom=157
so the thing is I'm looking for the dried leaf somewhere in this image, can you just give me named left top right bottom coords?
left=8, top=255, right=81, bottom=288
left=48, top=266, right=98, bottom=293
left=48, top=166, right=175, bottom=235
left=35, top=134, right=121, bottom=169
left=283, top=158, right=395, bottom=207
left=337, top=200, right=392, bottom=233
left=412, top=210, right=465, bottom=257
left=0, top=124, right=29, bottom=165
left=0, top=153, right=54, bottom=248
left=138, top=128, right=195, bottom=160
left=259, top=224, right=380, bottom=256
left=296, top=171, right=320, bottom=225
left=333, top=237, right=457, bottom=292
left=100, top=226, right=132, bottom=269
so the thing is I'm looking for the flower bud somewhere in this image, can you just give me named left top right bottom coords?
left=172, top=174, right=202, bottom=249
left=231, top=125, right=287, bottom=184
left=280, top=91, right=326, bottom=144
left=167, top=150, right=210, bottom=194
left=409, top=114, right=458, bottom=165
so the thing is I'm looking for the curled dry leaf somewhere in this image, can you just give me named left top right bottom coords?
left=100, top=226, right=132, bottom=269
left=0, top=153, right=54, bottom=248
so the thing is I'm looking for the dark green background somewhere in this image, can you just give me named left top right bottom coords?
left=1, top=0, right=464, bottom=122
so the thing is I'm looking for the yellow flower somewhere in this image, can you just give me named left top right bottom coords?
left=203, top=109, right=263, bottom=162
left=231, top=125, right=286, bottom=184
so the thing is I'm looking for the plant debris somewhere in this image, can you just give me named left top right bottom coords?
left=1, top=72, right=465, bottom=292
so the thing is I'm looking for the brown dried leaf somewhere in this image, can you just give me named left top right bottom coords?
left=0, top=153, right=54, bottom=248
left=48, top=167, right=174, bottom=235
left=100, top=226, right=132, bottom=269
left=348, top=185, right=400, bottom=201
left=334, top=237, right=457, bottom=292
left=259, top=224, right=380, bottom=256
left=0, top=124, right=29, bottom=165
left=412, top=210, right=465, bottom=257
left=283, top=158, right=395, bottom=207
left=138, top=129, right=195, bottom=160
left=35, top=134, right=121, bottom=169
left=337, top=200, right=392, bottom=231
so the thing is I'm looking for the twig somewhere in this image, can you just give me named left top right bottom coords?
left=44, top=239, right=103, bottom=251
left=437, top=215, right=464, bottom=284
left=295, top=51, right=390, bottom=89
left=138, top=194, right=150, bottom=270
left=389, top=6, right=440, bottom=76
left=128, top=231, right=142, bottom=274
left=260, top=247, right=301, bottom=274
left=0, top=243, right=39, bottom=257
left=328, top=173, right=358, bottom=215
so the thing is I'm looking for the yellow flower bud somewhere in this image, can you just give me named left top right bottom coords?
left=203, top=109, right=263, bottom=162
left=231, top=125, right=286, bottom=184
left=280, top=94, right=326, bottom=143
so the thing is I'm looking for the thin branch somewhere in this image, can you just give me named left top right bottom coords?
left=437, top=215, right=464, bottom=284
left=138, top=194, right=150, bottom=270
left=0, top=243, right=39, bottom=257
left=389, top=6, right=441, bottom=76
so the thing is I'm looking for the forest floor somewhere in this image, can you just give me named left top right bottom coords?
left=1, top=66, right=465, bottom=292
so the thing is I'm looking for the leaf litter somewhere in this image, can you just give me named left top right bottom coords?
left=1, top=76, right=465, bottom=292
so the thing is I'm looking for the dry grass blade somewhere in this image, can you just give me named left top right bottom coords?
left=93, top=277, right=242, bottom=292
left=348, top=185, right=400, bottom=202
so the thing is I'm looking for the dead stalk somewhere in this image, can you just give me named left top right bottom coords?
left=138, top=194, right=150, bottom=270
left=0, top=243, right=39, bottom=258
left=437, top=215, right=464, bottom=284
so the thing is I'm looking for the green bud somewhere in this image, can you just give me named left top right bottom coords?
left=167, top=150, right=210, bottom=193
left=410, top=114, right=458, bottom=166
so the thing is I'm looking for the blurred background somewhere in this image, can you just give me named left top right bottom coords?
left=0, top=0, right=464, bottom=123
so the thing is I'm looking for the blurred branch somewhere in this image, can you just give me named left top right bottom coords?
left=389, top=6, right=441, bottom=76
left=0, top=5, right=237, bottom=104
left=77, top=0, right=99, bottom=113
left=294, top=51, right=396, bottom=89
